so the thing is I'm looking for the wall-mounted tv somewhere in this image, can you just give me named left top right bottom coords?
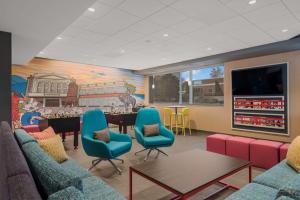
left=231, top=63, right=288, bottom=135
left=232, top=63, right=287, bottom=96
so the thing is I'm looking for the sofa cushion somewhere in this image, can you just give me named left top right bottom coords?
left=143, top=135, right=173, bottom=147
left=47, top=186, right=86, bottom=200
left=81, top=176, right=125, bottom=200
left=38, top=135, right=68, bottom=163
left=7, top=173, right=42, bottom=200
left=277, top=175, right=300, bottom=200
left=225, top=183, right=278, bottom=200
left=22, top=142, right=82, bottom=196
left=60, top=159, right=91, bottom=179
left=253, top=160, right=297, bottom=189
left=107, top=141, right=132, bottom=157
left=15, top=128, right=37, bottom=145
left=276, top=196, right=295, bottom=200
left=207, top=134, right=231, bottom=155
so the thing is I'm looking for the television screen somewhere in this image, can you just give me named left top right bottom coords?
left=232, top=63, right=287, bottom=96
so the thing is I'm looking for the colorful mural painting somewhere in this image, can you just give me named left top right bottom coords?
left=12, top=58, right=145, bottom=128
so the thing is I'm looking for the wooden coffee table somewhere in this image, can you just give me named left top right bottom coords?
left=129, top=149, right=251, bottom=200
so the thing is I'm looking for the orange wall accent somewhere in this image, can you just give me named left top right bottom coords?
left=146, top=51, right=300, bottom=142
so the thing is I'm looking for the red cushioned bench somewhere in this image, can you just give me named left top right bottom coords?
left=250, top=140, right=283, bottom=169
left=207, top=134, right=231, bottom=155
left=280, top=143, right=289, bottom=161
left=226, top=136, right=256, bottom=161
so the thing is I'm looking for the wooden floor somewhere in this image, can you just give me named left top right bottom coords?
left=64, top=129, right=264, bottom=200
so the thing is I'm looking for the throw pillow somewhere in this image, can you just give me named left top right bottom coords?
left=38, top=135, right=68, bottom=163
left=143, top=124, right=159, bottom=137
left=29, top=126, right=56, bottom=140
left=287, top=136, right=300, bottom=172
left=94, top=128, right=110, bottom=143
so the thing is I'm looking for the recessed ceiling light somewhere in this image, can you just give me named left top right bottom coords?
left=39, top=51, right=45, bottom=55
left=282, top=29, right=289, bottom=33
left=88, top=7, right=95, bottom=12
left=207, top=47, right=212, bottom=51
left=120, top=49, right=125, bottom=54
left=56, top=36, right=62, bottom=40
left=248, top=0, right=256, bottom=5
left=163, top=33, right=169, bottom=37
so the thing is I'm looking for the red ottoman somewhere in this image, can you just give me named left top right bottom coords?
left=21, top=125, right=40, bottom=133
left=280, top=143, right=290, bottom=161
left=226, top=136, right=256, bottom=161
left=250, top=140, right=283, bottom=169
left=207, top=134, right=231, bottom=155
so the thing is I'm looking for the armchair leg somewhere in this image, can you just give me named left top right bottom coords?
left=108, top=160, right=122, bottom=175
left=135, top=148, right=147, bottom=155
left=144, top=149, right=153, bottom=161
left=113, top=158, right=124, bottom=164
left=88, top=159, right=102, bottom=171
left=156, top=148, right=168, bottom=156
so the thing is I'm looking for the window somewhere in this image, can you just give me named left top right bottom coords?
left=149, top=73, right=179, bottom=103
left=192, top=66, right=224, bottom=105
left=149, top=65, right=224, bottom=105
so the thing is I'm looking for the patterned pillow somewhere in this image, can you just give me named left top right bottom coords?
left=287, top=136, right=300, bottom=172
left=143, top=124, right=160, bottom=137
left=38, top=135, right=68, bottom=163
left=29, top=126, right=56, bottom=140
left=94, top=128, right=110, bottom=143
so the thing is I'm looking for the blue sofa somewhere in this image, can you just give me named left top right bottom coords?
left=226, top=160, right=300, bottom=200
left=13, top=127, right=126, bottom=200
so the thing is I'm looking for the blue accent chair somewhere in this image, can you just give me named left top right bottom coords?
left=134, top=108, right=175, bottom=161
left=81, top=109, right=132, bottom=174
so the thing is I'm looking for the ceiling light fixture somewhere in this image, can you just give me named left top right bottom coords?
left=88, top=7, right=95, bottom=12
left=56, top=36, right=62, bottom=40
left=281, top=29, right=289, bottom=33
left=207, top=47, right=212, bottom=51
left=120, top=49, right=125, bottom=54
left=39, top=51, right=45, bottom=55
left=163, top=33, right=169, bottom=37
left=248, top=0, right=256, bottom=5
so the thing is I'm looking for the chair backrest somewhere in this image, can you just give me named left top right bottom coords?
left=82, top=109, right=107, bottom=138
left=181, top=107, right=190, bottom=116
left=163, top=107, right=173, bottom=116
left=135, top=108, right=162, bottom=129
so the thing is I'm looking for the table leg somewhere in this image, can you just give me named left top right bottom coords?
left=62, top=132, right=66, bottom=142
left=129, top=168, right=133, bottom=200
left=249, top=165, right=252, bottom=183
left=119, top=124, right=122, bottom=133
left=123, top=125, right=127, bottom=134
left=74, top=131, right=78, bottom=150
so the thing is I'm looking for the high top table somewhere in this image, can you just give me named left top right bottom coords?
left=129, top=149, right=251, bottom=200
left=167, top=105, right=186, bottom=115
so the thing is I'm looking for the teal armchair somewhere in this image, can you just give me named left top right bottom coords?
left=134, top=108, right=175, bottom=161
left=81, top=109, right=132, bottom=174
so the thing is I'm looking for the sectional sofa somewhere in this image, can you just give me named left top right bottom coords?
left=0, top=121, right=126, bottom=200
left=225, top=159, right=300, bottom=200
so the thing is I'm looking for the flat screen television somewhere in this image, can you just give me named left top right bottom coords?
left=232, top=63, right=288, bottom=96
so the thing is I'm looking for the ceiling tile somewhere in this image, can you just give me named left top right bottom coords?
left=170, top=18, right=206, bottom=34
left=158, top=0, right=178, bottom=5
left=147, top=7, right=187, bottom=26
left=127, top=19, right=165, bottom=35
left=71, top=16, right=95, bottom=29
left=118, top=0, right=165, bottom=18
left=97, top=0, right=124, bottom=7
left=282, top=0, right=300, bottom=21
left=221, top=0, right=280, bottom=14
left=82, top=2, right=112, bottom=19
left=171, top=0, right=236, bottom=25
left=87, top=9, right=140, bottom=35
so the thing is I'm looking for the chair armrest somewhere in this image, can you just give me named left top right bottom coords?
left=109, top=130, right=132, bottom=143
left=134, top=127, right=144, bottom=146
left=82, top=136, right=112, bottom=159
left=160, top=126, right=175, bottom=142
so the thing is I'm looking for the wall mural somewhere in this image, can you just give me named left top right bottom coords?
left=12, top=58, right=145, bottom=128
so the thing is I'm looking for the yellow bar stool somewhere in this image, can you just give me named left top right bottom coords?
left=163, top=107, right=175, bottom=131
left=176, top=108, right=192, bottom=136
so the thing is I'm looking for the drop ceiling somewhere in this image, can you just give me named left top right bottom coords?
left=37, top=0, right=300, bottom=70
